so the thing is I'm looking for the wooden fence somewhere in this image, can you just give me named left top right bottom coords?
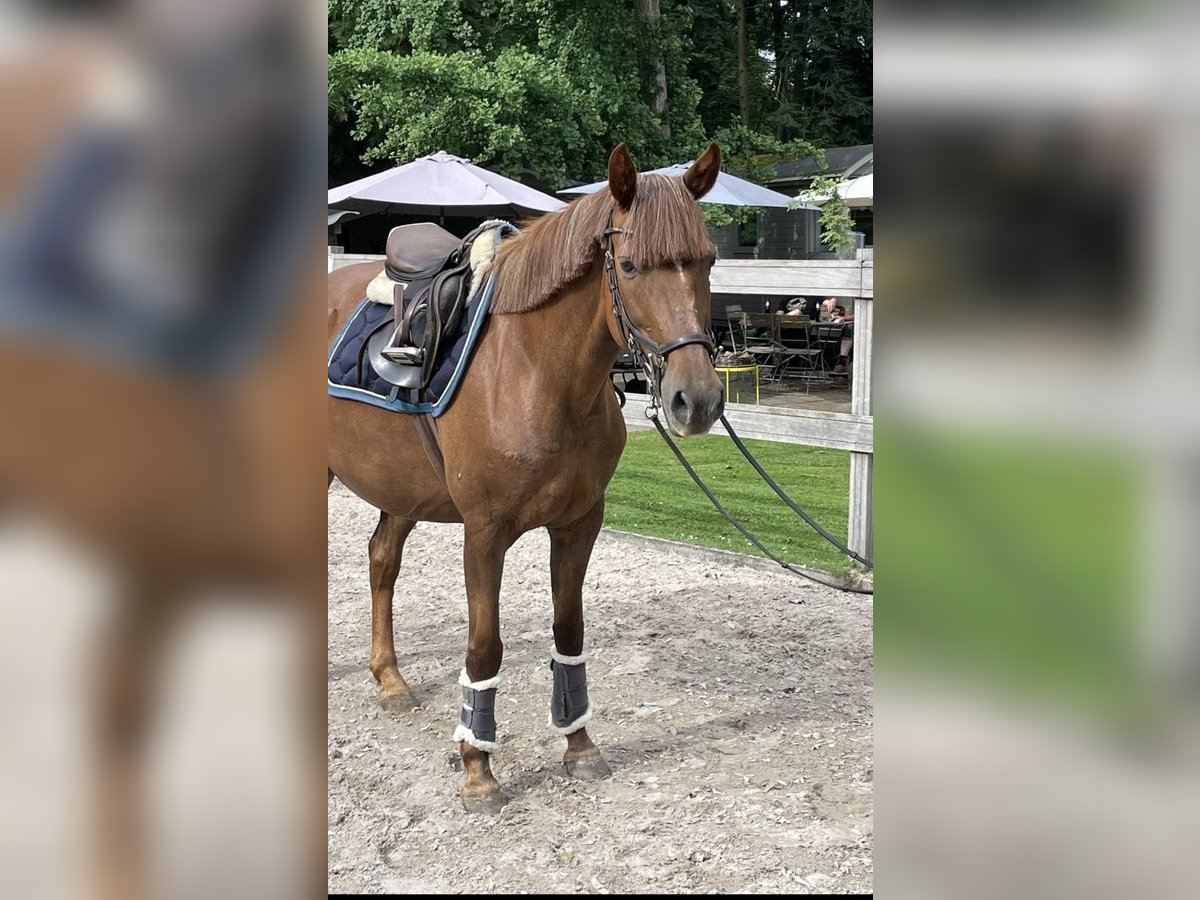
left=704, top=258, right=871, bottom=564
left=328, top=251, right=874, bottom=566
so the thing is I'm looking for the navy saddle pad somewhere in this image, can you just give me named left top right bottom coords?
left=327, top=270, right=497, bottom=417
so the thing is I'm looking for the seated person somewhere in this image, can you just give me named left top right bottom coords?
left=803, top=296, right=822, bottom=319
left=831, top=304, right=854, bottom=374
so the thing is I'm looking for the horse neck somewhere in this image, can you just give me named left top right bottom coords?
left=501, top=257, right=619, bottom=412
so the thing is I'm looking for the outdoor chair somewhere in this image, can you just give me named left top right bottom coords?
left=732, top=309, right=784, bottom=381
left=611, top=349, right=647, bottom=395
left=775, top=319, right=827, bottom=393
left=723, top=304, right=745, bottom=352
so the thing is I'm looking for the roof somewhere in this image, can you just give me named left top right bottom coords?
left=766, top=144, right=873, bottom=185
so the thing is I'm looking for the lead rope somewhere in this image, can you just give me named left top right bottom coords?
left=719, top=415, right=872, bottom=570
left=647, top=410, right=873, bottom=595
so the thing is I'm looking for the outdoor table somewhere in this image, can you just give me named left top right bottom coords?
left=714, top=363, right=760, bottom=405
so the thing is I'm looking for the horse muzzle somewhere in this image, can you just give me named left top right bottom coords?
left=661, top=351, right=724, bottom=436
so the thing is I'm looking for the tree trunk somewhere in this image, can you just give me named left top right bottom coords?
left=637, top=0, right=671, bottom=139
left=770, top=0, right=788, bottom=138
left=793, top=0, right=811, bottom=137
left=771, top=0, right=787, bottom=103
left=736, top=0, right=750, bottom=126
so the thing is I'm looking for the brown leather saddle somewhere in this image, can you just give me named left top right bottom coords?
left=363, top=222, right=479, bottom=392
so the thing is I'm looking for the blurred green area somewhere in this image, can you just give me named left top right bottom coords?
left=605, top=430, right=851, bottom=575
left=877, top=425, right=1146, bottom=719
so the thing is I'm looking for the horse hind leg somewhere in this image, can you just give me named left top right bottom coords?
left=548, top=499, right=611, bottom=780
left=368, top=512, right=419, bottom=712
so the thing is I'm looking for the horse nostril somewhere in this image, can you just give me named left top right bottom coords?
left=712, top=389, right=726, bottom=419
left=671, top=390, right=689, bottom=420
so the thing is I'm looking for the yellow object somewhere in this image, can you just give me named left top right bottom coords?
left=714, top=364, right=760, bottom=406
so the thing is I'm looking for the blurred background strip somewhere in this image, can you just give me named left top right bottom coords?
left=0, top=3, right=328, bottom=899
left=877, top=6, right=1200, bottom=899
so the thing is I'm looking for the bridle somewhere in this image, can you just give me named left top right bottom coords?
left=602, top=220, right=716, bottom=414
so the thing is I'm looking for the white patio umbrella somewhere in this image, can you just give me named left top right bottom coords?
left=561, top=160, right=815, bottom=209
left=328, top=150, right=566, bottom=217
left=797, top=173, right=873, bottom=209
left=839, top=173, right=873, bottom=208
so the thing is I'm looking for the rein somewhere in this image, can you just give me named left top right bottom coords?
left=600, top=219, right=872, bottom=595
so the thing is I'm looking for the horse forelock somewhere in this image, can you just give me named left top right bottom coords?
left=491, top=174, right=714, bottom=315
left=622, top=175, right=715, bottom=269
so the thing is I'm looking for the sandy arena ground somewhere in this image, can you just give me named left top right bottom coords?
left=328, top=482, right=873, bottom=894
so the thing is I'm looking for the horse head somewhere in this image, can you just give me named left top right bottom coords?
left=604, top=142, right=725, bottom=436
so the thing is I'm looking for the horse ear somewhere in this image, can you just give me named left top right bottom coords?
left=607, top=143, right=638, bottom=210
left=683, top=142, right=721, bottom=200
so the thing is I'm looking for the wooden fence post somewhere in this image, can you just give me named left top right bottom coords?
left=848, top=287, right=873, bottom=565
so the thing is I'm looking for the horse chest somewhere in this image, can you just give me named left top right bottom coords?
left=445, top=409, right=623, bottom=527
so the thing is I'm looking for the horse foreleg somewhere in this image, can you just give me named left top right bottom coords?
left=456, top=521, right=513, bottom=813
left=548, top=499, right=611, bottom=780
left=368, top=512, right=418, bottom=712
left=95, top=586, right=173, bottom=900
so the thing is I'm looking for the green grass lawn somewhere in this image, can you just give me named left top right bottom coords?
left=604, top=430, right=852, bottom=574
left=876, top=426, right=1144, bottom=718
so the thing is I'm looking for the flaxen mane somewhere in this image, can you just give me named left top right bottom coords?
left=490, top=174, right=715, bottom=315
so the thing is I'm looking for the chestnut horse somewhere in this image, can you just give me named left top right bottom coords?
left=327, top=142, right=726, bottom=811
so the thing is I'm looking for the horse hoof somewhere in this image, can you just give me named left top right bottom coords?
left=377, top=689, right=419, bottom=713
left=564, top=750, right=612, bottom=781
left=461, top=789, right=508, bottom=815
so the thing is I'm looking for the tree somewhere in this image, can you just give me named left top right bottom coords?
left=769, top=0, right=872, bottom=147
left=327, top=0, right=872, bottom=188
left=735, top=0, right=750, bottom=126
left=638, top=0, right=671, bottom=139
left=329, top=0, right=712, bottom=187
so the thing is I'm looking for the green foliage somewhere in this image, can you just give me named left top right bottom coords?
left=329, top=47, right=601, bottom=187
left=757, top=0, right=873, bottom=148
left=808, top=173, right=856, bottom=254
left=701, top=204, right=755, bottom=229
left=328, top=1, right=872, bottom=194
left=328, top=0, right=477, bottom=55
left=329, top=0, right=714, bottom=188
left=712, top=119, right=821, bottom=184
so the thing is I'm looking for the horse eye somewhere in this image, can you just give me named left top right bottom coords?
left=620, top=258, right=638, bottom=276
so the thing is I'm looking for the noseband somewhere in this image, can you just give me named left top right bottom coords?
left=602, top=222, right=716, bottom=413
